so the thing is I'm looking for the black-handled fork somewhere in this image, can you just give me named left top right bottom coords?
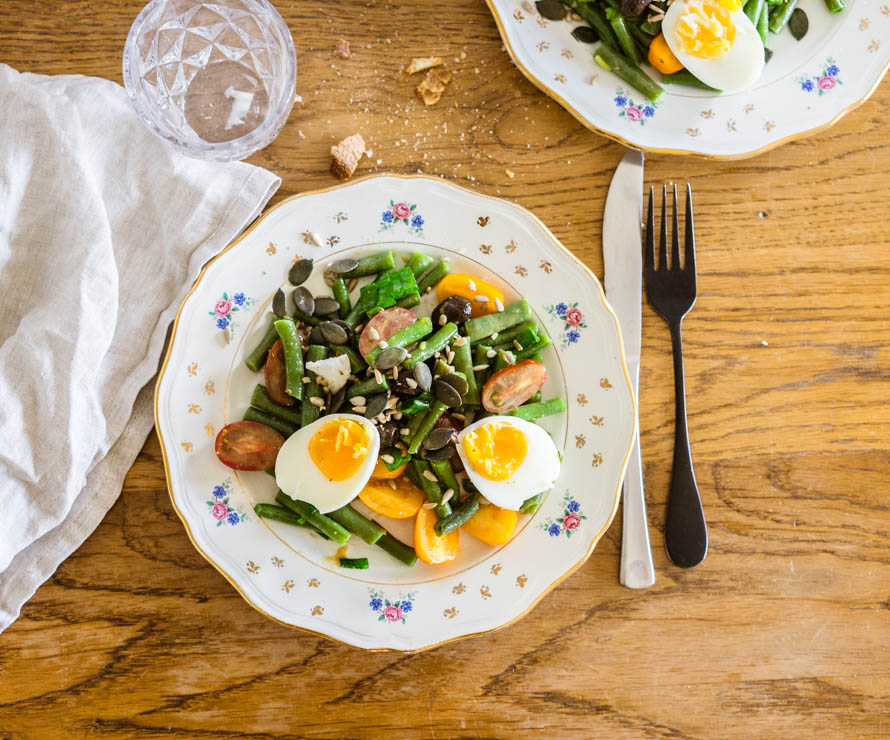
left=644, top=183, right=707, bottom=568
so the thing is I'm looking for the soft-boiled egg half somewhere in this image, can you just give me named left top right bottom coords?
left=663, top=0, right=764, bottom=93
left=456, top=417, right=560, bottom=511
left=275, top=414, right=380, bottom=513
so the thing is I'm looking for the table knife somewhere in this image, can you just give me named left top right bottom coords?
left=603, top=149, right=655, bottom=589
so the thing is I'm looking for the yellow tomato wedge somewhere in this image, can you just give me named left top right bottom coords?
left=359, top=477, right=425, bottom=519
left=372, top=457, right=408, bottom=479
left=436, top=273, right=505, bottom=318
left=414, top=505, right=459, bottom=564
left=648, top=34, right=684, bottom=74
left=462, top=504, right=518, bottom=546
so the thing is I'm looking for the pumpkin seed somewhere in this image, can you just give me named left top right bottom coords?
left=307, top=324, right=327, bottom=345
left=319, top=321, right=348, bottom=345
left=364, top=393, right=388, bottom=419
left=292, top=286, right=315, bottom=316
left=423, top=445, right=455, bottom=461
left=764, top=47, right=773, bottom=64
left=272, top=288, right=287, bottom=318
left=288, top=258, right=313, bottom=286
left=413, top=362, right=432, bottom=391
left=375, top=346, right=408, bottom=371
left=330, top=257, right=360, bottom=274
left=329, top=387, right=346, bottom=414
left=433, top=378, right=462, bottom=408
left=789, top=8, right=808, bottom=40
left=423, top=427, right=456, bottom=451
left=571, top=26, right=598, bottom=44
left=438, top=372, right=469, bottom=397
left=313, top=297, right=340, bottom=317
left=535, top=0, right=566, bottom=20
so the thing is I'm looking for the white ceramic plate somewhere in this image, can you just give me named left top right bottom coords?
left=155, top=174, right=635, bottom=651
left=487, top=0, right=889, bottom=158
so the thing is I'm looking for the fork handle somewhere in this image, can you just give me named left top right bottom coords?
left=665, top=320, right=708, bottom=568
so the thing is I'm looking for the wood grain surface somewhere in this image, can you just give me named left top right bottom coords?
left=1, top=1, right=889, bottom=738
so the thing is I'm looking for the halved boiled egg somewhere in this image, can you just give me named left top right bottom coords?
left=456, top=416, right=560, bottom=511
left=662, top=0, right=764, bottom=93
left=275, top=414, right=380, bottom=513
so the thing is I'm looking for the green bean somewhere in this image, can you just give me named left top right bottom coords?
left=465, top=300, right=531, bottom=342
left=408, top=400, right=447, bottom=454
left=514, top=335, right=552, bottom=360
left=292, top=307, right=320, bottom=326
left=407, top=409, right=428, bottom=439
left=434, top=494, right=479, bottom=537
left=403, top=323, right=458, bottom=369
left=330, top=344, right=367, bottom=373
left=254, top=503, right=317, bottom=530
left=487, top=320, right=539, bottom=349
left=411, top=459, right=452, bottom=519
left=823, top=0, right=844, bottom=12
left=332, top=278, right=352, bottom=319
left=275, top=492, right=350, bottom=544
left=594, top=43, right=664, bottom=103
left=474, top=343, right=493, bottom=389
left=626, top=21, right=655, bottom=58
left=243, top=406, right=298, bottom=438
left=249, top=385, right=302, bottom=426
left=744, top=0, right=765, bottom=24
left=406, top=252, right=435, bottom=277
left=519, top=493, right=543, bottom=515
left=768, top=0, right=798, bottom=33
left=527, top=390, right=542, bottom=405
left=451, top=338, right=480, bottom=405
left=245, top=321, right=279, bottom=372
left=345, top=375, right=389, bottom=398
left=493, top=349, right=512, bottom=373
left=301, top=345, right=328, bottom=427
left=328, top=505, right=385, bottom=545
left=273, top=319, right=304, bottom=401
left=397, top=292, right=421, bottom=309
left=606, top=8, right=643, bottom=65
left=662, top=70, right=722, bottom=92
left=416, top=260, right=450, bottom=294
left=376, top=533, right=418, bottom=567
left=339, top=557, right=370, bottom=569
left=340, top=250, right=395, bottom=278
left=342, top=294, right=372, bottom=329
left=758, top=1, right=769, bottom=43
left=429, top=459, right=461, bottom=499
left=401, top=397, right=430, bottom=416
left=640, top=19, right=661, bottom=36
left=365, top=317, right=433, bottom=363
left=505, top=397, right=567, bottom=422
left=563, top=0, right=619, bottom=49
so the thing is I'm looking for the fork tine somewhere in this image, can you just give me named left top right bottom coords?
left=671, top=183, right=680, bottom=271
left=659, top=184, right=668, bottom=271
left=645, top=186, right=655, bottom=274
left=685, top=183, right=695, bottom=275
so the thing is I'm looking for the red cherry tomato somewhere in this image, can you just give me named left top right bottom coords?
left=358, top=307, right=417, bottom=357
left=481, top=360, right=547, bottom=413
left=264, top=339, right=295, bottom=406
left=215, top=421, right=284, bottom=471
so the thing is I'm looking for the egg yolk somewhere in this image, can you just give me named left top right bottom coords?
left=462, top=422, right=527, bottom=482
left=309, top=419, right=370, bottom=481
left=674, top=0, right=737, bottom=59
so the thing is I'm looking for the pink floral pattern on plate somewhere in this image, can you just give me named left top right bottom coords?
left=796, top=58, right=842, bottom=95
left=206, top=480, right=248, bottom=526
left=369, top=589, right=416, bottom=623
left=209, top=291, right=253, bottom=334
left=539, top=491, right=586, bottom=538
left=547, top=301, right=587, bottom=346
left=381, top=200, right=425, bottom=235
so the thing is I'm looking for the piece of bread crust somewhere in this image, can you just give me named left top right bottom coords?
left=416, top=67, right=452, bottom=106
left=330, top=134, right=366, bottom=180
left=406, top=56, right=443, bottom=75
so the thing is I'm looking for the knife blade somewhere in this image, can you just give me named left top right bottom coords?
left=603, top=148, right=655, bottom=589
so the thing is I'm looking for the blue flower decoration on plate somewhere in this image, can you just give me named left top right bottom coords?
left=400, top=600, right=413, bottom=612
left=567, top=500, right=580, bottom=513
left=567, top=329, right=580, bottom=344
left=555, top=302, right=568, bottom=316
left=212, top=486, right=226, bottom=499
left=826, top=65, right=839, bottom=77
left=216, top=317, right=229, bottom=330
left=802, top=79, right=815, bottom=92
left=233, top=292, right=246, bottom=306
left=643, top=106, right=655, bottom=118
left=548, top=523, right=561, bottom=536
left=614, top=95, right=627, bottom=107
left=370, top=598, right=383, bottom=611
left=227, top=511, right=240, bottom=525
left=411, top=214, right=424, bottom=229
left=382, top=210, right=394, bottom=223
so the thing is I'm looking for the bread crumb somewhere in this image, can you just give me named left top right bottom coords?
left=416, top=67, right=453, bottom=106
left=332, top=38, right=351, bottom=58
left=406, top=56, right=443, bottom=74
left=330, top=133, right=366, bottom=180
left=505, top=169, right=515, bottom=178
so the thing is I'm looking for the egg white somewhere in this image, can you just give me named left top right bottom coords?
left=275, top=414, right=380, bottom=513
left=456, top=416, right=561, bottom=511
left=662, top=0, right=764, bottom=93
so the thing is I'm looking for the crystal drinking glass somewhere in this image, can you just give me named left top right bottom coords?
left=123, top=0, right=297, bottom=161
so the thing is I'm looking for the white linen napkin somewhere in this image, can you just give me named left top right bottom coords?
left=0, top=64, right=280, bottom=632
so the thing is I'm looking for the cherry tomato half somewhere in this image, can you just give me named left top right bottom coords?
left=264, top=339, right=295, bottom=406
left=215, top=421, right=284, bottom=471
left=358, top=307, right=417, bottom=357
left=481, top=359, right=547, bottom=413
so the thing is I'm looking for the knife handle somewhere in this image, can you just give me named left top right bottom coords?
left=620, top=423, right=655, bottom=589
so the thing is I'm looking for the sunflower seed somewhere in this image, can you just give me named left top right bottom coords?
left=473, top=363, right=490, bottom=372
left=329, top=387, right=346, bottom=413
left=313, top=297, right=340, bottom=317
left=400, top=427, right=410, bottom=436
left=272, top=288, right=287, bottom=318
left=453, top=335, right=466, bottom=347
left=434, top=378, right=463, bottom=408
left=486, top=349, right=497, bottom=358
left=438, top=372, right=469, bottom=396
left=352, top=405, right=367, bottom=413
left=309, top=396, right=325, bottom=408
left=381, top=453, right=395, bottom=464
left=422, top=469, right=438, bottom=482
left=441, top=489, right=454, bottom=505
left=474, top=295, right=490, bottom=303
left=367, top=326, right=380, bottom=341
left=292, top=286, right=315, bottom=316
left=288, top=258, right=313, bottom=286
left=364, top=393, right=388, bottom=419
left=494, top=297, right=505, bottom=312
left=466, top=279, right=476, bottom=291
left=423, top=426, right=456, bottom=451
left=330, top=257, right=360, bottom=274
left=373, top=368, right=383, bottom=384
left=424, top=445, right=455, bottom=461
left=388, top=479, right=398, bottom=490
left=413, top=362, right=432, bottom=391
left=422, top=501, right=438, bottom=510
left=375, top=346, right=408, bottom=371
left=406, top=377, right=418, bottom=389
left=349, top=395, right=366, bottom=406
left=319, top=321, right=348, bottom=345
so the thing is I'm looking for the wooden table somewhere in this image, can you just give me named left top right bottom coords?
left=2, top=1, right=889, bottom=737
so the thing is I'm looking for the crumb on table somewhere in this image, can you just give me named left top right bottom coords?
left=330, top=134, right=366, bottom=180
left=405, top=56, right=443, bottom=75
left=416, top=67, right=452, bottom=106
left=333, top=38, right=351, bottom=58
